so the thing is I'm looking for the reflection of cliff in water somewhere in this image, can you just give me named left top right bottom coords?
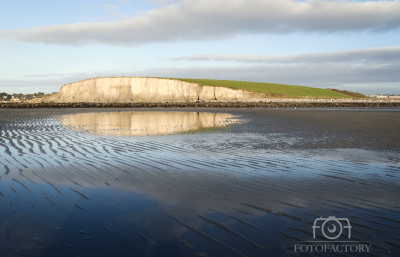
left=59, top=111, right=242, bottom=136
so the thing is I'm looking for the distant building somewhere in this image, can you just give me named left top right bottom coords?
left=11, top=95, right=21, bottom=102
left=367, top=94, right=400, bottom=98
left=26, top=94, right=35, bottom=100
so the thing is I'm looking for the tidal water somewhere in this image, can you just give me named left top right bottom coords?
left=0, top=108, right=399, bottom=257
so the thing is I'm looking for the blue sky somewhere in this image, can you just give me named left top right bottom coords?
left=0, top=0, right=399, bottom=94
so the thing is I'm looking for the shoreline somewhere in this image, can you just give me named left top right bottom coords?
left=1, top=98, right=400, bottom=108
left=2, top=107, right=399, bottom=151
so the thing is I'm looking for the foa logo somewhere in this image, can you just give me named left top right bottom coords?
left=294, top=216, right=372, bottom=253
left=312, top=216, right=352, bottom=240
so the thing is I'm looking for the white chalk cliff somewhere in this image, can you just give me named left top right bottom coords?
left=42, top=77, right=264, bottom=103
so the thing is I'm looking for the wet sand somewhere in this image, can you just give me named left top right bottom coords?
left=0, top=108, right=399, bottom=257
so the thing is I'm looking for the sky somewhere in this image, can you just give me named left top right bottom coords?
left=0, top=0, right=399, bottom=95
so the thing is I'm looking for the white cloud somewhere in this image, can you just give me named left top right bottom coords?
left=2, top=61, right=399, bottom=94
left=104, top=4, right=120, bottom=12
left=99, top=4, right=130, bottom=20
left=142, top=0, right=185, bottom=5
left=128, top=63, right=400, bottom=94
left=134, top=63, right=400, bottom=85
left=173, top=46, right=400, bottom=64
left=2, top=45, right=399, bottom=95
left=0, top=0, right=399, bottom=45
left=166, top=45, right=400, bottom=93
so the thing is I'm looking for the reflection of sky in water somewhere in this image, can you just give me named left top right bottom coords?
left=0, top=111, right=399, bottom=256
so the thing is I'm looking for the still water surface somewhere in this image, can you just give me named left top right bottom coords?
left=59, top=111, right=241, bottom=136
left=0, top=109, right=399, bottom=257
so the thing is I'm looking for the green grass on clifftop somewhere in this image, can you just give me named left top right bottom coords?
left=173, top=79, right=351, bottom=98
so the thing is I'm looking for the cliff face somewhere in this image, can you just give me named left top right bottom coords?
left=41, top=77, right=264, bottom=103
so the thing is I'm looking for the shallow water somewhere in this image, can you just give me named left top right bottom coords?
left=59, top=111, right=242, bottom=136
left=0, top=109, right=399, bottom=257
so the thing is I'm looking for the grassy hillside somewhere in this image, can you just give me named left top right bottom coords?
left=173, top=79, right=351, bottom=98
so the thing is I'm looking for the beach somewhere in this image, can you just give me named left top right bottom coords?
left=0, top=108, right=399, bottom=256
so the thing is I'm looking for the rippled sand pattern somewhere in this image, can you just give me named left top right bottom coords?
left=0, top=110, right=399, bottom=257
